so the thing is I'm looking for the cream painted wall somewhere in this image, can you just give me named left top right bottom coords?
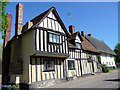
left=21, top=30, right=35, bottom=83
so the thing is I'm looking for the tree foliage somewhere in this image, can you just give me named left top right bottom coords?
left=0, top=0, right=9, bottom=61
left=114, top=43, right=120, bottom=64
left=0, top=1, right=9, bottom=38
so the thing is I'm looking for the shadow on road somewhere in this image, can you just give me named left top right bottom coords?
left=104, top=78, right=120, bottom=82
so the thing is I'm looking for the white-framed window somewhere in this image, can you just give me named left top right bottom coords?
left=68, top=60, right=75, bottom=70
left=49, top=33, right=60, bottom=44
left=56, top=35, right=60, bottom=43
left=44, top=60, right=55, bottom=71
left=49, top=33, right=53, bottom=42
left=53, top=34, right=56, bottom=43
left=75, top=42, right=81, bottom=49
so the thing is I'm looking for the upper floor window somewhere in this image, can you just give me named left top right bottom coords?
left=75, top=42, right=81, bottom=49
left=49, top=33, right=60, bottom=44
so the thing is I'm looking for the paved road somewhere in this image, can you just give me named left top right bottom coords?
left=46, top=70, right=120, bottom=88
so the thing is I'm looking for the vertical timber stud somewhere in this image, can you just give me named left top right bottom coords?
left=39, top=29, right=41, bottom=51
left=64, top=36, right=66, bottom=54
left=80, top=50, right=82, bottom=76
left=35, top=58, right=37, bottom=82
left=47, top=31, right=48, bottom=52
left=43, top=30, right=45, bottom=51
left=61, top=36, right=63, bottom=53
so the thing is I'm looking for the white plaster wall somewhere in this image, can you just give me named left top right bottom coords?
left=101, top=53, right=116, bottom=67
left=75, top=35, right=81, bottom=43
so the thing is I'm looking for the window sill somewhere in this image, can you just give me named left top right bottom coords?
left=68, top=68, right=75, bottom=70
left=48, top=42, right=61, bottom=45
left=43, top=70, right=55, bottom=72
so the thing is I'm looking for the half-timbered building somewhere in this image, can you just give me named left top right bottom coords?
left=65, top=26, right=102, bottom=80
left=2, top=3, right=70, bottom=86
left=84, top=33, right=116, bottom=69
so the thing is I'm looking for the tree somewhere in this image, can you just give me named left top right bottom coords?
left=0, top=1, right=9, bottom=38
left=0, top=0, right=9, bottom=61
left=114, top=43, right=120, bottom=64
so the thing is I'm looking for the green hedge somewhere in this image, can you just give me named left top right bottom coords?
left=101, top=64, right=109, bottom=73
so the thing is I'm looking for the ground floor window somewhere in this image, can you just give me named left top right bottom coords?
left=97, top=62, right=100, bottom=69
left=44, top=60, right=55, bottom=71
left=68, top=60, right=75, bottom=70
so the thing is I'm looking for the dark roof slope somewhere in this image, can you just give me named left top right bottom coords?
left=85, top=35, right=115, bottom=55
left=81, top=36, right=98, bottom=53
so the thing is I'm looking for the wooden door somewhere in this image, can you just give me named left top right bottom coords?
left=90, top=62, right=93, bottom=74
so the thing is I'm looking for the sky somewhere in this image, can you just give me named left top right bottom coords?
left=5, top=2, right=118, bottom=50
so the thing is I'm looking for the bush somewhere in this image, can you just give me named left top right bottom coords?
left=16, top=84, right=19, bottom=88
left=12, top=85, right=16, bottom=88
left=101, top=64, right=109, bottom=73
left=12, top=84, right=19, bottom=88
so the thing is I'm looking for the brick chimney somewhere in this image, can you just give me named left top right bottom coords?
left=81, top=31, right=85, bottom=36
left=88, top=34, right=92, bottom=37
left=15, top=3, right=23, bottom=36
left=3, top=13, right=12, bottom=48
left=2, top=13, right=12, bottom=84
left=69, top=25, right=75, bottom=34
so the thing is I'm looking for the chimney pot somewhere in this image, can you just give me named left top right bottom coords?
left=88, top=34, right=92, bottom=37
left=15, top=3, right=23, bottom=36
left=81, top=31, right=85, bottom=36
left=69, top=25, right=75, bottom=34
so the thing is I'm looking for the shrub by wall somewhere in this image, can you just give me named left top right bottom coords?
left=101, top=64, right=109, bottom=73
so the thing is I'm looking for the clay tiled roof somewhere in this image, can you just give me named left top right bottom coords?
left=85, top=35, right=115, bottom=55
left=69, top=42, right=76, bottom=49
left=81, top=36, right=98, bottom=52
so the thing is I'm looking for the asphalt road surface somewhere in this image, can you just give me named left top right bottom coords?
left=46, top=70, right=120, bottom=88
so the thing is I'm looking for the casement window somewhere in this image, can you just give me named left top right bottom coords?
left=75, top=42, right=81, bottom=49
left=49, top=33, right=60, bottom=44
left=109, top=62, right=111, bottom=65
left=49, top=33, right=53, bottom=42
left=106, top=62, right=108, bottom=65
left=68, top=60, right=75, bottom=70
left=44, top=60, right=55, bottom=71
left=97, top=62, right=100, bottom=69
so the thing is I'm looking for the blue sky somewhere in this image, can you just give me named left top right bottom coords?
left=6, top=2, right=118, bottom=50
